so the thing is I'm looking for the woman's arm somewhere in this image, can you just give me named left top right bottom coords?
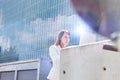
left=49, top=45, right=60, bottom=61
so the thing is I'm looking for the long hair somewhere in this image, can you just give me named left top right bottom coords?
left=55, top=30, right=70, bottom=47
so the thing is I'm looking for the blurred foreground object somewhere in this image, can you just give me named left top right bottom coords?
left=70, top=0, right=120, bottom=51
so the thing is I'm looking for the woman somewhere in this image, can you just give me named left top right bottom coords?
left=47, top=30, right=70, bottom=80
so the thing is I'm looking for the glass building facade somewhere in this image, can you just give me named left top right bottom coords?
left=0, top=0, right=81, bottom=62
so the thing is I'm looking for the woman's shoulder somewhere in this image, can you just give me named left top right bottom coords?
left=49, top=45, right=56, bottom=48
left=49, top=45, right=60, bottom=49
left=49, top=45, right=58, bottom=52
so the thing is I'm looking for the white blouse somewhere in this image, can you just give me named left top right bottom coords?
left=47, top=45, right=61, bottom=80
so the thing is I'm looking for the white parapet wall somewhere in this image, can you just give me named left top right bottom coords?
left=0, top=59, right=40, bottom=80
left=60, top=40, right=120, bottom=80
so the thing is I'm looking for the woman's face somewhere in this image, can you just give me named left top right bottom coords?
left=61, top=32, right=70, bottom=47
